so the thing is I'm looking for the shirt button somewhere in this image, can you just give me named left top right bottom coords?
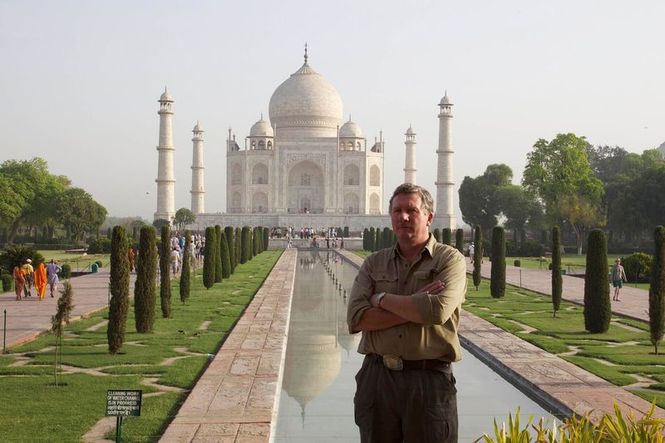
left=398, top=334, right=403, bottom=338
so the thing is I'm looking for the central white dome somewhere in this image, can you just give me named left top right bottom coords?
left=268, top=62, right=343, bottom=136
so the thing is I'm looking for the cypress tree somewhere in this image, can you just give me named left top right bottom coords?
left=220, top=231, right=231, bottom=278
left=584, top=229, right=611, bottom=333
left=241, top=226, right=250, bottom=264
left=433, top=228, right=441, bottom=242
left=369, top=227, right=375, bottom=251
left=442, top=228, right=452, bottom=246
left=362, top=228, right=369, bottom=251
left=551, top=226, right=563, bottom=318
left=455, top=228, right=464, bottom=255
left=134, top=226, right=157, bottom=333
left=253, top=227, right=261, bottom=256
left=248, top=227, right=255, bottom=259
left=225, top=226, right=236, bottom=273
left=263, top=226, right=270, bottom=251
left=649, top=226, right=665, bottom=354
left=180, top=230, right=191, bottom=304
left=108, top=226, right=130, bottom=354
left=202, top=227, right=216, bottom=289
left=343, top=226, right=349, bottom=238
left=490, top=226, right=506, bottom=298
left=159, top=225, right=172, bottom=318
left=214, top=225, right=222, bottom=283
left=382, top=227, right=392, bottom=249
left=235, top=227, right=242, bottom=265
left=473, top=225, right=482, bottom=290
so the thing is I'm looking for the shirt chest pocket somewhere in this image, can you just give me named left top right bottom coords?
left=372, top=273, right=399, bottom=294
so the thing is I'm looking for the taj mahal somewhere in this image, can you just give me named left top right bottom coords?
left=154, top=49, right=457, bottom=232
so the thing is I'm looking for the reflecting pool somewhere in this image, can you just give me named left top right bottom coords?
left=273, top=250, right=557, bottom=443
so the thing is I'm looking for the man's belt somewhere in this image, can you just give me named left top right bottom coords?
left=377, top=354, right=451, bottom=372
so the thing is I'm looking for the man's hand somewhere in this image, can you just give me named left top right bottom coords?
left=418, top=279, right=446, bottom=296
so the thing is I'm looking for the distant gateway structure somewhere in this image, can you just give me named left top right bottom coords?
left=154, top=50, right=457, bottom=231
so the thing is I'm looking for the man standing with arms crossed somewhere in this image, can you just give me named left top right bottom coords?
left=347, top=183, right=467, bottom=443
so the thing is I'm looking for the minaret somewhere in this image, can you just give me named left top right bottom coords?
left=434, top=92, right=456, bottom=229
left=403, top=125, right=417, bottom=184
left=154, top=87, right=176, bottom=222
left=190, top=121, right=205, bottom=215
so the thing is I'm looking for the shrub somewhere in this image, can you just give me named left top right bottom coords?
left=455, top=229, right=464, bottom=254
left=363, top=228, right=369, bottom=251
left=107, top=226, right=130, bottom=354
left=95, top=260, right=103, bottom=268
left=60, top=263, right=71, bottom=279
left=513, top=259, right=521, bottom=267
left=220, top=231, right=231, bottom=279
left=490, top=227, right=505, bottom=298
left=343, top=226, right=349, bottom=238
left=506, top=240, right=545, bottom=257
left=551, top=226, right=562, bottom=318
left=263, top=227, right=270, bottom=250
left=225, top=226, right=236, bottom=272
left=442, top=228, right=452, bottom=246
left=160, top=225, right=172, bottom=318
left=0, top=245, right=40, bottom=274
left=433, top=228, right=441, bottom=242
left=382, top=227, right=392, bottom=249
left=134, top=226, right=157, bottom=333
left=253, top=227, right=260, bottom=256
left=240, top=227, right=250, bottom=264
left=650, top=226, right=665, bottom=354
left=584, top=229, right=611, bottom=333
left=214, top=225, right=222, bottom=283
left=87, top=237, right=112, bottom=254
left=623, top=252, right=653, bottom=282
left=203, top=227, right=216, bottom=289
left=234, top=227, right=241, bottom=265
left=473, top=225, right=482, bottom=290
left=179, top=230, right=191, bottom=304
left=1, top=273, right=12, bottom=291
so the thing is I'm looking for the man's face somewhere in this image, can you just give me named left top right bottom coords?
left=390, top=193, right=433, bottom=244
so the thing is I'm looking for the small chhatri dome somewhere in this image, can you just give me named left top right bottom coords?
left=193, top=120, right=203, bottom=132
left=405, top=125, right=415, bottom=135
left=249, top=115, right=274, bottom=137
left=339, top=116, right=363, bottom=138
left=439, top=91, right=452, bottom=106
left=160, top=87, right=173, bottom=102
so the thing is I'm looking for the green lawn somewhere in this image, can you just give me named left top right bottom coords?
left=0, top=250, right=282, bottom=443
left=37, top=250, right=111, bottom=271
left=464, top=279, right=665, bottom=407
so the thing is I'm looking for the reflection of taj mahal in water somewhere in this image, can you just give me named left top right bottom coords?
left=154, top=48, right=457, bottom=230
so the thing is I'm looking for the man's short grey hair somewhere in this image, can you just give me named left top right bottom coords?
left=388, top=183, right=434, bottom=215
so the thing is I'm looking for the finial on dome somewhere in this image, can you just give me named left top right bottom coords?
left=304, top=42, right=308, bottom=64
left=348, top=114, right=352, bottom=122
left=260, top=112, right=264, bottom=120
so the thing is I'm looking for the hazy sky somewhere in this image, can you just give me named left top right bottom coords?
left=1, top=1, right=663, bottom=220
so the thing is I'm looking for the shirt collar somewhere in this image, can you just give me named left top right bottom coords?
left=392, top=233, right=436, bottom=260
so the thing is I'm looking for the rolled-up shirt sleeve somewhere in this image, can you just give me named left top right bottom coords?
left=410, top=249, right=467, bottom=326
left=347, top=259, right=375, bottom=334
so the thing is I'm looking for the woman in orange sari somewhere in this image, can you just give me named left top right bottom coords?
left=34, top=261, right=47, bottom=300
left=12, top=265, right=25, bottom=301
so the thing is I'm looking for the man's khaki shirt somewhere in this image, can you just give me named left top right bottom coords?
left=347, top=235, right=467, bottom=362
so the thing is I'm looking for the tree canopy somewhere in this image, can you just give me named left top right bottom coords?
left=173, top=208, right=196, bottom=231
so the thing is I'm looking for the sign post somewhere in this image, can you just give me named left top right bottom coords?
left=106, top=390, right=142, bottom=443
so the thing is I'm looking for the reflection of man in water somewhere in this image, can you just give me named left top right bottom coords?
left=347, top=183, right=467, bottom=443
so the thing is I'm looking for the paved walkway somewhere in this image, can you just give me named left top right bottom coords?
left=0, top=269, right=120, bottom=350
left=468, top=259, right=650, bottom=322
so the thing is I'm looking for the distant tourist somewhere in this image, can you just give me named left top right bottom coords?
left=611, top=258, right=627, bottom=301
left=12, top=264, right=25, bottom=301
left=46, top=259, right=62, bottom=298
left=34, top=260, right=47, bottom=300
left=21, top=259, right=34, bottom=297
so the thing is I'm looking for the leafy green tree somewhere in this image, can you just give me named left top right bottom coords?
left=584, top=229, right=611, bottom=333
left=442, top=228, right=452, bottom=246
left=160, top=225, right=172, bottom=318
left=214, top=225, right=222, bottom=283
left=225, top=226, right=236, bottom=272
left=459, top=164, right=513, bottom=236
left=557, top=194, right=605, bottom=255
left=108, top=226, right=130, bottom=354
left=455, top=228, right=464, bottom=254
left=180, top=231, right=191, bottom=304
left=551, top=226, right=562, bottom=318
left=496, top=184, right=543, bottom=248
left=473, top=225, right=482, bottom=290
left=490, top=226, right=505, bottom=298
left=153, top=219, right=170, bottom=231
left=173, top=208, right=196, bottom=231
left=523, top=133, right=604, bottom=253
left=241, top=226, right=250, bottom=264
left=220, top=231, right=231, bottom=278
left=134, top=226, right=157, bottom=333
left=203, top=227, right=216, bottom=289
left=56, top=187, right=107, bottom=242
left=650, top=226, right=665, bottom=354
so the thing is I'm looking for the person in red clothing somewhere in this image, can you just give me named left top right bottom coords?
left=34, top=261, right=47, bottom=300
left=12, top=265, right=25, bottom=301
